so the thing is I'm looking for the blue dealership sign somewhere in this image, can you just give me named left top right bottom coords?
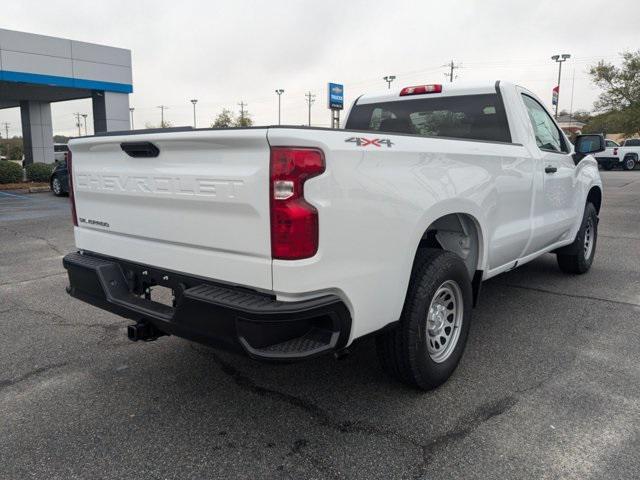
left=328, top=82, right=344, bottom=110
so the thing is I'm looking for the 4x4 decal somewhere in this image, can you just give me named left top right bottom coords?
left=345, top=137, right=394, bottom=148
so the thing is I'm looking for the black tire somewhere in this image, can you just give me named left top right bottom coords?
left=51, top=175, right=65, bottom=197
left=623, top=156, right=636, bottom=171
left=556, top=203, right=598, bottom=274
left=376, top=249, right=472, bottom=390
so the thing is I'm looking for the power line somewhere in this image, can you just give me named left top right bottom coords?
left=73, top=113, right=82, bottom=136
left=443, top=60, right=462, bottom=82
left=157, top=105, right=169, bottom=126
left=304, top=91, right=315, bottom=126
left=238, top=101, right=247, bottom=123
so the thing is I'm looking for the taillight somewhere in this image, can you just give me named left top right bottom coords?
left=270, top=147, right=325, bottom=260
left=613, top=148, right=618, bottom=155
left=67, top=150, right=78, bottom=226
left=400, top=84, right=442, bottom=96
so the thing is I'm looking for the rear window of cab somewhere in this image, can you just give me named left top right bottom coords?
left=345, top=94, right=511, bottom=143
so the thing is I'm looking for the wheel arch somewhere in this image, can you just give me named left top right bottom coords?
left=586, top=185, right=602, bottom=214
left=418, top=212, right=484, bottom=279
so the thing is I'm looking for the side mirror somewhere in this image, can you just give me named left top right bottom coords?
left=573, top=134, right=605, bottom=164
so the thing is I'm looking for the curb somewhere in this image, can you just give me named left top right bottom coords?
left=29, top=186, right=51, bottom=193
left=0, top=186, right=51, bottom=194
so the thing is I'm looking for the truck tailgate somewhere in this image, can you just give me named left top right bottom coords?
left=70, top=129, right=272, bottom=290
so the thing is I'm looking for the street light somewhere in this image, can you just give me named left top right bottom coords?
left=551, top=53, right=571, bottom=118
left=190, top=99, right=198, bottom=128
left=275, top=89, right=285, bottom=125
left=383, top=75, right=396, bottom=89
left=81, top=114, right=88, bottom=135
left=129, top=107, right=135, bottom=130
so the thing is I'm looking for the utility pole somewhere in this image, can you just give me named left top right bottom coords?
left=238, top=101, right=247, bottom=125
left=129, top=107, right=135, bottom=130
left=443, top=60, right=461, bottom=82
left=74, top=113, right=82, bottom=136
left=305, top=91, right=316, bottom=126
left=383, top=75, right=396, bottom=89
left=81, top=114, right=88, bottom=136
left=274, top=89, right=284, bottom=125
left=190, top=99, right=198, bottom=128
left=2, top=122, right=9, bottom=140
left=157, top=105, right=168, bottom=127
left=551, top=53, right=571, bottom=118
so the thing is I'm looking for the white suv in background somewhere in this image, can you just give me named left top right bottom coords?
left=54, top=143, right=70, bottom=163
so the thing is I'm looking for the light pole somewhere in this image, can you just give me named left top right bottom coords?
left=81, top=114, right=88, bottom=135
left=190, top=99, right=198, bottom=128
left=383, top=75, right=396, bottom=89
left=551, top=53, right=571, bottom=118
left=275, top=89, right=284, bottom=125
left=129, top=107, right=135, bottom=129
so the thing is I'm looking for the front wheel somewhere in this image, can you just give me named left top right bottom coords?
left=376, top=249, right=472, bottom=390
left=623, top=156, right=636, bottom=171
left=51, top=175, right=65, bottom=197
left=556, top=203, right=598, bottom=274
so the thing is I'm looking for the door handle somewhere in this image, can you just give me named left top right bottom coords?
left=545, top=166, right=557, bottom=174
left=120, top=142, right=160, bottom=158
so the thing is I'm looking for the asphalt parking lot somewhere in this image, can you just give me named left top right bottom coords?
left=1, top=171, right=639, bottom=480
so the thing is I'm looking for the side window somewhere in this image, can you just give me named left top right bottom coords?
left=521, top=94, right=568, bottom=153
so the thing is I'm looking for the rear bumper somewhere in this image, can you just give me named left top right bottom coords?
left=63, top=252, right=351, bottom=361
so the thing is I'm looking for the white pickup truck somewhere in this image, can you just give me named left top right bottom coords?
left=595, top=138, right=639, bottom=170
left=63, top=81, right=605, bottom=390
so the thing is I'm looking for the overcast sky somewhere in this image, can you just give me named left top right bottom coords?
left=1, top=0, right=639, bottom=137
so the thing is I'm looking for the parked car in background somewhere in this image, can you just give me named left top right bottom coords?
left=54, top=143, right=70, bottom=163
left=50, top=157, right=69, bottom=196
left=595, top=138, right=638, bottom=170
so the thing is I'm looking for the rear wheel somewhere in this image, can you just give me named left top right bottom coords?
left=623, top=156, right=636, bottom=171
left=556, top=203, right=598, bottom=274
left=376, top=249, right=472, bottom=390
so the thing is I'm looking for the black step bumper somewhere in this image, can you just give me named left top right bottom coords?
left=63, top=252, right=351, bottom=361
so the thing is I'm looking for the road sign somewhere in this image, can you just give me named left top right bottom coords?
left=552, top=85, right=559, bottom=106
left=328, top=83, right=344, bottom=110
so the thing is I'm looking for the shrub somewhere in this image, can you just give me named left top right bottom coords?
left=0, top=161, right=23, bottom=184
left=25, top=162, right=54, bottom=182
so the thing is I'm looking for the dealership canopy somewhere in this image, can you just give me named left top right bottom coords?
left=0, top=28, right=133, bottom=164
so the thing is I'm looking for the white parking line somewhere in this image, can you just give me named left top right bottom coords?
left=0, top=191, right=31, bottom=199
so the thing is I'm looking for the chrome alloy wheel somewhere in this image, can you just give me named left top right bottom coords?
left=584, top=217, right=594, bottom=260
left=52, top=177, right=62, bottom=195
left=426, top=280, right=463, bottom=363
